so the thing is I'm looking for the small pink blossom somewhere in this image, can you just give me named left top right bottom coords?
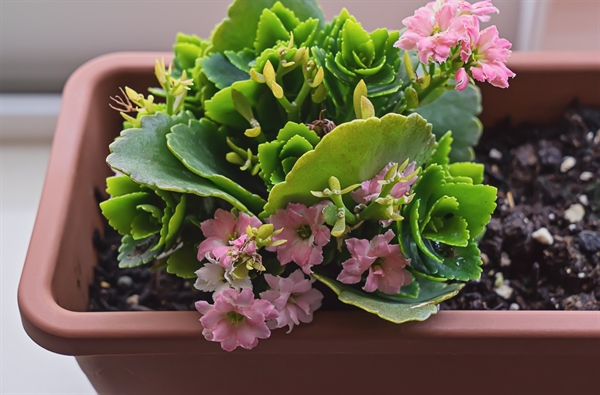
left=351, top=162, right=418, bottom=205
left=467, top=25, right=515, bottom=88
left=337, top=230, right=411, bottom=295
left=267, top=203, right=331, bottom=274
left=195, top=288, right=278, bottom=352
left=260, top=270, right=324, bottom=333
left=197, top=209, right=262, bottom=266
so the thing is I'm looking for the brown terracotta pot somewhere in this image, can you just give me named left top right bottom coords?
left=19, top=52, right=600, bottom=395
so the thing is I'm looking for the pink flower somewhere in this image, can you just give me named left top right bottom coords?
left=260, top=270, right=324, bottom=333
left=266, top=203, right=331, bottom=274
left=351, top=162, right=418, bottom=205
left=455, top=67, right=469, bottom=91
left=462, top=0, right=499, bottom=22
left=467, top=25, right=515, bottom=88
left=395, top=1, right=472, bottom=64
left=197, top=209, right=262, bottom=266
left=337, top=230, right=412, bottom=295
left=195, top=288, right=278, bottom=352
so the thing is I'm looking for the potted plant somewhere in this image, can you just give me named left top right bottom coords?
left=19, top=0, right=599, bottom=393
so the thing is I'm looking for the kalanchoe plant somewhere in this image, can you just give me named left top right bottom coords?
left=101, top=0, right=511, bottom=351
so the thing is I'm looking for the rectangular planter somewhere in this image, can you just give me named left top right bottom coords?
left=19, top=52, right=600, bottom=395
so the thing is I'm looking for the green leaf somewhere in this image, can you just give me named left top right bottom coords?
left=293, top=18, right=320, bottom=47
left=431, top=183, right=497, bottom=240
left=374, top=275, right=465, bottom=304
left=413, top=84, right=482, bottom=162
left=166, top=243, right=202, bottom=278
left=224, top=49, right=255, bottom=73
left=198, top=53, right=249, bottom=90
left=313, top=273, right=462, bottom=324
left=263, top=113, right=436, bottom=216
left=100, top=192, right=151, bottom=236
left=276, top=121, right=320, bottom=146
left=131, top=211, right=161, bottom=240
left=107, top=112, right=254, bottom=214
left=166, top=118, right=266, bottom=213
left=423, top=215, right=470, bottom=247
left=211, top=0, right=325, bottom=53
left=205, top=80, right=265, bottom=130
left=428, top=131, right=453, bottom=166
left=164, top=195, right=187, bottom=250
left=117, top=235, right=161, bottom=268
left=254, top=8, right=292, bottom=54
left=447, top=162, right=484, bottom=184
left=106, top=175, right=142, bottom=197
left=400, top=225, right=484, bottom=281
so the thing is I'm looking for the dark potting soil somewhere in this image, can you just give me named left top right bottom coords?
left=89, top=104, right=600, bottom=313
left=442, top=103, right=600, bottom=311
left=89, top=223, right=203, bottom=311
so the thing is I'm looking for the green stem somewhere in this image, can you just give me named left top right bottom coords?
left=278, top=96, right=298, bottom=121
left=166, top=94, right=175, bottom=115
left=330, top=194, right=357, bottom=225
left=417, top=75, right=449, bottom=103
left=291, top=81, right=311, bottom=121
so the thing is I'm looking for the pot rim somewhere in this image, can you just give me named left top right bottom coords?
left=18, top=51, right=600, bottom=356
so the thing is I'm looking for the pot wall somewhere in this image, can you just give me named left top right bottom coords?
left=18, top=52, right=600, bottom=394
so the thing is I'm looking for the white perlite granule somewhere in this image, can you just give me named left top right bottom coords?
left=564, top=203, right=585, bottom=223
left=560, top=156, right=576, bottom=173
left=531, top=227, right=554, bottom=245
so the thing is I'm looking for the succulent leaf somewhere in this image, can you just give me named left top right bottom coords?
left=262, top=113, right=435, bottom=217
left=107, top=111, right=255, bottom=214
left=211, top=0, right=325, bottom=53
left=313, top=273, right=464, bottom=324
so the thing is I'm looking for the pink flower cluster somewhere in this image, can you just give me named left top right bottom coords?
left=195, top=209, right=261, bottom=293
left=394, top=0, right=514, bottom=90
left=196, top=271, right=323, bottom=351
left=351, top=162, right=418, bottom=205
left=194, top=207, right=327, bottom=351
left=338, top=230, right=412, bottom=294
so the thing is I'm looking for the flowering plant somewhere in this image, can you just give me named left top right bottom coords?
left=101, top=0, right=511, bottom=351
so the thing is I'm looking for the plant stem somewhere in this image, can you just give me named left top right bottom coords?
left=418, top=75, right=449, bottom=103
left=290, top=81, right=311, bottom=121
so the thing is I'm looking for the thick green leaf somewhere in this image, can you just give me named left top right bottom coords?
left=413, top=84, right=482, bottom=162
left=106, top=175, right=142, bottom=197
left=254, top=8, right=293, bottom=54
left=447, top=162, right=484, bottom=184
left=167, top=119, right=266, bottom=213
left=100, top=192, right=150, bottom=236
left=374, top=275, right=465, bottom=303
left=224, top=49, right=255, bottom=73
left=313, top=273, right=462, bottom=324
left=198, top=53, right=249, bottom=90
left=107, top=112, right=254, bottom=214
left=131, top=211, right=161, bottom=240
left=117, top=235, right=161, bottom=268
left=205, top=80, right=264, bottom=130
left=431, top=183, right=497, bottom=240
left=263, top=113, right=436, bottom=216
left=166, top=243, right=202, bottom=278
left=400, top=226, right=484, bottom=281
left=428, top=131, right=453, bottom=166
left=211, top=0, right=325, bottom=53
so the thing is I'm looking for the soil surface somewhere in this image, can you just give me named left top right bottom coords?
left=89, top=104, right=600, bottom=312
left=442, top=103, right=600, bottom=311
left=89, top=223, right=202, bottom=311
